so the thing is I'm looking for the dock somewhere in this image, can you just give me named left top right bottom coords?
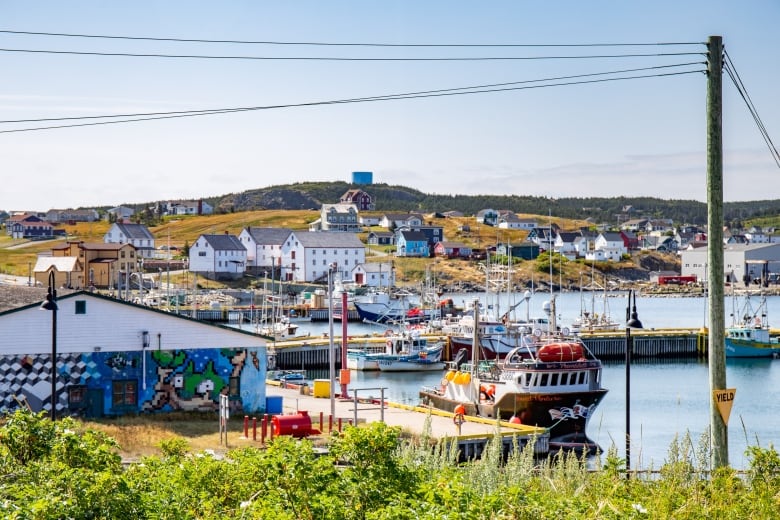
left=266, top=382, right=549, bottom=460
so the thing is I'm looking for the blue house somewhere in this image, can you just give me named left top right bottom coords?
left=396, top=230, right=430, bottom=257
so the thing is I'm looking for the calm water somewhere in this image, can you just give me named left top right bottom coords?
left=282, top=291, right=780, bottom=470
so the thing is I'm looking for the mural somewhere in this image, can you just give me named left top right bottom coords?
left=0, top=346, right=268, bottom=417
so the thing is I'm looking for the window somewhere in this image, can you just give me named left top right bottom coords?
left=312, top=259, right=316, bottom=266
left=68, top=385, right=86, bottom=405
left=112, top=380, right=137, bottom=408
left=75, top=300, right=86, bottom=314
left=199, top=251, right=206, bottom=257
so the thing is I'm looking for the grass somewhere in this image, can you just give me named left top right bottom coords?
left=79, top=410, right=335, bottom=460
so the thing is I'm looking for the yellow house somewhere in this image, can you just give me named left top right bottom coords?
left=48, top=241, right=139, bottom=289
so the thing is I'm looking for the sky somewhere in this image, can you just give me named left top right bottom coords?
left=1, top=1, right=779, bottom=212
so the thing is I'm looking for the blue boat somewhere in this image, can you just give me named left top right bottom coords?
left=725, top=295, right=780, bottom=358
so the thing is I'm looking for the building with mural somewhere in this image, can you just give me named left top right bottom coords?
left=0, top=291, right=269, bottom=418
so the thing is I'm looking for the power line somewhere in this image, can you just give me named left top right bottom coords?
left=0, top=62, right=704, bottom=125
left=723, top=50, right=780, bottom=168
left=0, top=29, right=704, bottom=48
left=0, top=47, right=705, bottom=61
left=0, top=68, right=705, bottom=134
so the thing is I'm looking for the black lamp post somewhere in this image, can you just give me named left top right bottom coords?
left=625, top=289, right=643, bottom=476
left=40, top=270, right=58, bottom=420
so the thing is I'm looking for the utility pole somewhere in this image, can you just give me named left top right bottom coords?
left=707, top=35, right=728, bottom=468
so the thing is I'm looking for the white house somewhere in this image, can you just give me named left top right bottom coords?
left=279, top=231, right=365, bottom=283
left=379, top=213, right=423, bottom=229
left=594, top=232, right=627, bottom=261
left=313, top=203, right=361, bottom=232
left=189, top=233, right=246, bottom=280
left=238, top=227, right=293, bottom=272
left=105, top=206, right=135, bottom=221
left=351, top=261, right=395, bottom=288
left=104, top=222, right=156, bottom=259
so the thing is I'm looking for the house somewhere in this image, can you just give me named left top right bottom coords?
left=645, top=219, right=675, bottom=234
left=0, top=291, right=267, bottom=417
left=359, top=213, right=382, bottom=227
left=745, top=227, right=769, bottom=244
left=554, top=232, right=580, bottom=258
left=475, top=209, right=499, bottom=226
left=433, top=241, right=472, bottom=259
left=351, top=261, right=395, bottom=288
left=497, top=213, right=524, bottom=229
left=339, top=189, right=374, bottom=211
left=46, top=208, right=99, bottom=223
left=189, top=234, right=246, bottom=280
left=6, top=213, right=53, bottom=239
left=396, top=230, right=430, bottom=258
left=51, top=241, right=138, bottom=289
left=593, top=232, right=627, bottom=261
left=640, top=235, right=678, bottom=252
left=495, top=242, right=539, bottom=260
left=105, top=206, right=135, bottom=221
left=681, top=243, right=780, bottom=284
left=379, top=213, right=423, bottom=229
left=620, top=219, right=649, bottom=232
left=620, top=230, right=640, bottom=251
left=33, top=257, right=83, bottom=289
left=104, top=222, right=156, bottom=259
left=238, top=227, right=293, bottom=273
left=316, top=203, right=361, bottom=232
left=396, top=224, right=444, bottom=249
left=526, top=226, right=558, bottom=250
left=158, top=200, right=213, bottom=216
left=279, top=231, right=365, bottom=283
left=367, top=231, right=395, bottom=246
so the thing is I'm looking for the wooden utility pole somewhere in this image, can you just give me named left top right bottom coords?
left=707, top=35, right=728, bottom=468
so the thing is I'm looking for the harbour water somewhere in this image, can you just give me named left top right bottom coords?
left=267, top=291, right=780, bottom=470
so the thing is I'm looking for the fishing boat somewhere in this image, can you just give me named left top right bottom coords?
left=725, top=294, right=780, bottom=358
left=420, top=298, right=608, bottom=454
left=352, top=290, right=430, bottom=324
left=348, top=331, right=445, bottom=371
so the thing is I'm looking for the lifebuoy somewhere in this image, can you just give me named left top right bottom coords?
left=384, top=329, right=393, bottom=337
left=453, top=413, right=465, bottom=425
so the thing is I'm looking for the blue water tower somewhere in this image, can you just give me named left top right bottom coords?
left=352, top=171, right=373, bottom=185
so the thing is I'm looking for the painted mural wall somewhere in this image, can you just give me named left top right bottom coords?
left=0, top=346, right=268, bottom=417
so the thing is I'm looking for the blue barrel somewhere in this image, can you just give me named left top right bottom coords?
left=265, top=395, right=283, bottom=414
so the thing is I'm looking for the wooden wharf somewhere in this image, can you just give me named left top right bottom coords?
left=266, top=382, right=549, bottom=461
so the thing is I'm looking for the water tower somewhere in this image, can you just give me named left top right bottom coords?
left=352, top=171, right=373, bottom=185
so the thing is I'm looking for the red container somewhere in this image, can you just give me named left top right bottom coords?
left=271, top=410, right=319, bottom=438
left=537, top=342, right=584, bottom=362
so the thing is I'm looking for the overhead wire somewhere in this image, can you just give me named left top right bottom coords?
left=723, top=50, right=780, bottom=168
left=0, top=47, right=704, bottom=61
left=0, top=62, right=705, bottom=125
left=0, top=29, right=704, bottom=48
left=0, top=67, right=705, bottom=134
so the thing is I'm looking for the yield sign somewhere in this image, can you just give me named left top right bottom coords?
left=713, top=388, right=736, bottom=426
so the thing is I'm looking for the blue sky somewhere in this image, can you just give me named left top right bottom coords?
left=1, top=1, right=778, bottom=211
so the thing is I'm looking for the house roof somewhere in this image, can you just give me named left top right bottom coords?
left=399, top=230, right=428, bottom=242
left=33, top=256, right=80, bottom=273
left=359, top=262, right=394, bottom=273
left=291, top=231, right=364, bottom=248
left=199, top=234, right=245, bottom=250
left=53, top=241, right=129, bottom=251
left=383, top=213, right=422, bottom=221
left=114, top=222, right=154, bottom=240
left=437, top=241, right=469, bottom=249
left=600, top=232, right=624, bottom=241
left=245, top=227, right=293, bottom=245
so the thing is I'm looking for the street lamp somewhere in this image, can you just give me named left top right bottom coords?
left=40, top=270, right=58, bottom=420
left=327, top=262, right=337, bottom=419
left=625, top=289, right=643, bottom=476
